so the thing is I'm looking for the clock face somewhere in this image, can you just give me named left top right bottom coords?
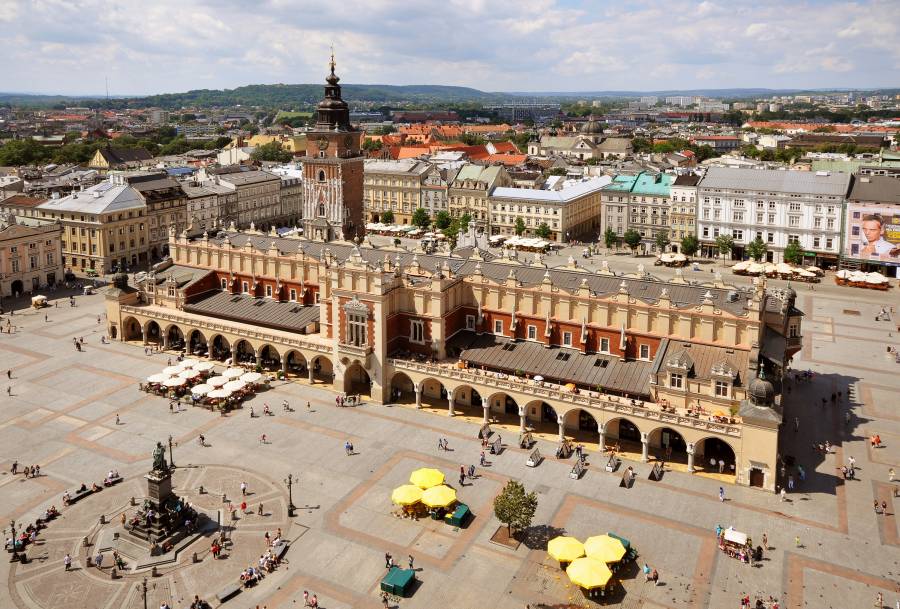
left=317, top=137, right=329, bottom=151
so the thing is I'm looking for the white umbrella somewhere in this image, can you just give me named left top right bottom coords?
left=731, top=261, right=750, bottom=271
left=223, top=368, right=245, bottom=379
left=672, top=253, right=687, bottom=261
left=836, top=269, right=851, bottom=279
left=178, top=369, right=201, bottom=379
left=207, top=389, right=232, bottom=399
left=746, top=263, right=764, bottom=275
left=163, top=377, right=187, bottom=387
left=533, top=375, right=544, bottom=382
left=240, top=372, right=263, bottom=384
left=191, top=384, right=213, bottom=396
left=163, top=366, right=183, bottom=376
left=194, top=361, right=216, bottom=372
left=146, top=373, right=170, bottom=384
left=798, top=270, right=816, bottom=278
left=207, top=376, right=229, bottom=388
left=776, top=262, right=793, bottom=274
left=806, top=266, right=823, bottom=275
left=223, top=380, right=247, bottom=393
left=180, top=358, right=199, bottom=369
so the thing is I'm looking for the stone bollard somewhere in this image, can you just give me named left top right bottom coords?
left=113, top=532, right=119, bottom=541
left=99, top=514, right=106, bottom=525
left=198, top=485, right=204, bottom=494
left=151, top=566, right=158, bottom=577
left=110, top=567, right=117, bottom=580
left=192, top=552, right=199, bottom=564
left=85, top=556, right=92, bottom=567
left=82, top=536, right=90, bottom=548
left=130, top=497, right=136, bottom=506
left=222, top=493, right=227, bottom=504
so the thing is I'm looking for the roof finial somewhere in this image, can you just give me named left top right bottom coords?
left=329, top=45, right=336, bottom=76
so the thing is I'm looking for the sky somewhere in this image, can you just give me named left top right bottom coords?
left=1, top=0, right=898, bottom=96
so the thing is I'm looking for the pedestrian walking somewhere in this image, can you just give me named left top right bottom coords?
left=780, top=487, right=786, bottom=502
left=459, top=473, right=465, bottom=486
left=6, top=369, right=10, bottom=379
left=642, top=563, right=651, bottom=581
left=303, top=591, right=309, bottom=607
left=794, top=535, right=801, bottom=548
left=306, top=401, right=311, bottom=412
left=890, top=468, right=895, bottom=482
left=718, top=487, right=725, bottom=502
left=438, top=438, right=443, bottom=451
left=115, top=413, right=120, bottom=425
left=794, top=417, right=799, bottom=431
left=385, top=552, right=393, bottom=568
left=241, top=481, right=247, bottom=496
left=310, top=594, right=318, bottom=608
left=480, top=451, right=486, bottom=466
left=882, top=500, right=888, bottom=515
left=258, top=503, right=264, bottom=516
left=762, top=532, right=768, bottom=550
left=95, top=552, right=103, bottom=569
left=468, top=464, right=475, bottom=479
left=788, top=475, right=795, bottom=491
left=64, top=553, right=71, bottom=571
left=7, top=386, right=11, bottom=396
left=651, top=568, right=659, bottom=586
left=408, top=554, right=414, bottom=570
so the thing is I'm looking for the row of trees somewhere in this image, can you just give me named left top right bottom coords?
left=600, top=228, right=805, bottom=264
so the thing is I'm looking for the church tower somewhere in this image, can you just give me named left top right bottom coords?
left=301, top=52, right=364, bottom=242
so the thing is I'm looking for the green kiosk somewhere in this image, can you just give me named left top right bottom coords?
left=381, top=566, right=416, bottom=597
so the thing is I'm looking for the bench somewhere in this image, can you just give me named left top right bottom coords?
left=273, top=541, right=289, bottom=560
left=103, top=476, right=123, bottom=487
left=215, top=583, right=241, bottom=603
left=67, top=488, right=94, bottom=505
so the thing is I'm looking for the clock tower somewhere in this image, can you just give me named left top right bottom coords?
left=301, top=52, right=364, bottom=242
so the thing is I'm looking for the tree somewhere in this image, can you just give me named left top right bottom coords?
left=250, top=141, right=292, bottom=163
left=362, top=138, right=383, bottom=152
left=783, top=240, right=804, bottom=264
left=680, top=234, right=699, bottom=257
left=654, top=231, right=670, bottom=252
left=535, top=222, right=552, bottom=239
left=622, top=229, right=642, bottom=254
left=603, top=227, right=618, bottom=250
left=459, top=213, right=471, bottom=233
left=514, top=217, right=526, bottom=236
left=548, top=167, right=567, bottom=176
left=746, top=236, right=768, bottom=262
left=380, top=210, right=394, bottom=225
left=411, top=207, right=430, bottom=229
left=493, top=480, right=538, bottom=537
left=434, top=210, right=452, bottom=230
left=715, top=234, right=735, bottom=264
left=443, top=219, right=460, bottom=248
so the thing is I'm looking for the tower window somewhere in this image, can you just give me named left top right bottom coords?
left=318, top=170, right=325, bottom=182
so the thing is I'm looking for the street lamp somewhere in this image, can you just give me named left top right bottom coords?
left=167, top=435, right=175, bottom=469
left=140, top=576, right=148, bottom=609
left=284, top=474, right=297, bottom=517
left=7, top=520, right=18, bottom=561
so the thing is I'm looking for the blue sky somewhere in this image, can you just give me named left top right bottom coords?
left=1, top=0, right=898, bottom=96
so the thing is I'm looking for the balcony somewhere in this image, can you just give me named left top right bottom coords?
left=388, top=358, right=741, bottom=437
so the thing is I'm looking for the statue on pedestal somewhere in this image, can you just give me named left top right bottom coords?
left=152, top=441, right=168, bottom=474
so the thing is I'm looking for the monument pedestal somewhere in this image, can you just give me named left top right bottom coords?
left=146, top=471, right=173, bottom=505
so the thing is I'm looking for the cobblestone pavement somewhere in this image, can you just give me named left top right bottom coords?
left=0, top=285, right=898, bottom=609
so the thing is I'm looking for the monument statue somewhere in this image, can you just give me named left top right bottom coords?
left=152, top=441, right=168, bottom=473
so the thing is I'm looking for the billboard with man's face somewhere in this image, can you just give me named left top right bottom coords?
left=845, top=205, right=900, bottom=261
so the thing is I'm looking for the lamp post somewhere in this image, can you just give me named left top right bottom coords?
left=140, top=576, right=148, bottom=609
left=167, top=435, right=175, bottom=469
left=8, top=520, right=18, bottom=561
left=284, top=474, right=297, bottom=517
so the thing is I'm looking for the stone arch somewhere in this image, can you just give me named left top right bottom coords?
left=144, top=320, right=162, bottom=345
left=309, top=354, right=333, bottom=385
left=122, top=316, right=142, bottom=341
left=486, top=391, right=520, bottom=417
left=109, top=325, right=117, bottom=340
left=188, top=329, right=208, bottom=356
left=562, top=407, right=599, bottom=433
left=283, top=350, right=308, bottom=377
left=258, top=344, right=281, bottom=371
left=209, top=334, right=231, bottom=361
left=234, top=339, right=255, bottom=364
left=604, top=417, right=644, bottom=444
left=694, top=436, right=737, bottom=476
left=418, top=377, right=449, bottom=403
left=164, top=324, right=185, bottom=350
left=523, top=399, right=559, bottom=424
left=343, top=361, right=371, bottom=396
left=647, top=426, right=688, bottom=462
left=389, top=371, right=416, bottom=404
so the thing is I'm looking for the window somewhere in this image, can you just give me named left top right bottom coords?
left=714, top=380, right=730, bottom=397
left=289, top=289, right=297, bottom=301
left=466, top=315, right=476, bottom=330
left=494, top=319, right=503, bottom=335
left=600, top=337, right=610, bottom=353
left=813, top=217, right=822, bottom=228
left=347, top=311, right=367, bottom=347
left=527, top=325, right=537, bottom=340
left=767, top=232, right=774, bottom=244
left=46, top=253, right=54, bottom=265
left=733, top=212, right=744, bottom=222
left=317, top=170, right=326, bottom=182
left=826, top=238, right=833, bottom=249
left=562, top=331, right=572, bottom=347
left=789, top=202, right=801, bottom=212
left=221, top=278, right=228, bottom=290
left=639, top=344, right=650, bottom=360
left=242, top=281, right=249, bottom=294
left=732, top=229, right=743, bottom=241
left=11, top=259, right=19, bottom=273
left=670, top=373, right=683, bottom=389
left=410, top=320, right=424, bottom=343
left=787, top=234, right=800, bottom=244
left=788, top=323, right=799, bottom=338
left=813, top=237, right=820, bottom=248
left=167, top=284, right=176, bottom=297
left=29, top=255, right=37, bottom=269
left=265, top=285, right=273, bottom=298
left=756, top=212, right=764, bottom=223
left=788, top=216, right=800, bottom=227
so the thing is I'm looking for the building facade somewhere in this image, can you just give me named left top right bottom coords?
left=843, top=175, right=900, bottom=276
left=125, top=173, right=189, bottom=261
left=363, top=159, right=430, bottom=224
left=696, top=168, right=851, bottom=264
left=448, top=164, right=512, bottom=231
left=107, top=230, right=800, bottom=493
left=669, top=175, right=699, bottom=252
left=0, top=216, right=63, bottom=296
left=489, top=176, right=610, bottom=241
left=216, top=170, right=282, bottom=230
left=600, top=172, right=674, bottom=251
left=422, top=166, right=452, bottom=221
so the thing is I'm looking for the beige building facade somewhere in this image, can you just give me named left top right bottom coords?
left=0, top=216, right=63, bottom=296
left=363, top=159, right=430, bottom=225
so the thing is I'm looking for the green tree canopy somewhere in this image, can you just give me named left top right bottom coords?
left=783, top=240, right=804, bottom=264
left=715, top=234, right=735, bottom=264
left=459, top=213, right=471, bottom=233
left=250, top=141, right=292, bottom=163
left=411, top=207, right=430, bottom=229
left=680, top=234, right=699, bottom=256
left=443, top=219, right=460, bottom=248
left=603, top=227, right=618, bottom=249
left=380, top=210, right=394, bottom=224
left=493, top=480, right=538, bottom=535
left=746, top=236, right=768, bottom=262
left=654, top=231, right=670, bottom=252
left=548, top=167, right=567, bottom=176
left=435, top=210, right=452, bottom=230
left=535, top=222, right=552, bottom=239
left=514, top=217, right=526, bottom=236
left=622, top=229, right=642, bottom=253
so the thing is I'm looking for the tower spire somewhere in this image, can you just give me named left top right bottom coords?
left=329, top=45, right=336, bottom=76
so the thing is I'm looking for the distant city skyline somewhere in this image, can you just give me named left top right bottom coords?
left=1, top=0, right=898, bottom=96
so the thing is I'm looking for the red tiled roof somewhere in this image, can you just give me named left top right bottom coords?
left=1, top=195, right=48, bottom=207
left=483, top=154, right=527, bottom=166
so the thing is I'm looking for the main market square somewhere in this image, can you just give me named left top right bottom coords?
left=1, top=67, right=899, bottom=609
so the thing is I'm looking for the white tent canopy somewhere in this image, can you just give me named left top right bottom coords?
left=240, top=372, right=264, bottom=384
left=207, top=376, right=229, bottom=388
left=223, top=368, right=245, bottom=379
left=191, top=384, right=213, bottom=396
left=163, top=377, right=187, bottom=387
left=207, top=389, right=232, bottom=399
left=223, top=380, right=247, bottom=393
left=146, top=374, right=170, bottom=384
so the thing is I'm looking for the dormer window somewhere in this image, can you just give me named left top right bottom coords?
left=167, top=285, right=176, bottom=297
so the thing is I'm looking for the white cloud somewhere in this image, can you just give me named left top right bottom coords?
left=0, top=0, right=896, bottom=95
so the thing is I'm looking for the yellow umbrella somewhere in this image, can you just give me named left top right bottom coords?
left=421, top=485, right=457, bottom=508
left=410, top=468, right=445, bottom=489
left=566, top=557, right=613, bottom=589
left=391, top=485, right=423, bottom=506
left=547, top=536, right=585, bottom=563
left=584, top=535, right=627, bottom=563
